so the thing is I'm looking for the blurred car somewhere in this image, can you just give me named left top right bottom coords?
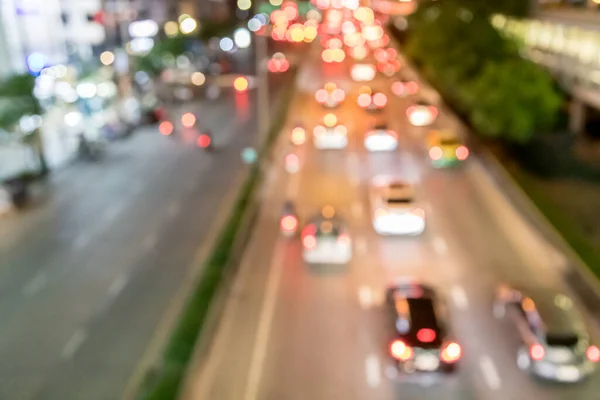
left=494, top=285, right=599, bottom=382
left=357, top=87, right=387, bottom=111
left=351, top=64, right=376, bottom=82
left=391, top=80, right=419, bottom=97
left=315, top=82, right=345, bottom=108
left=302, top=206, right=352, bottom=264
left=370, top=178, right=425, bottom=235
left=407, top=101, right=438, bottom=127
left=387, top=280, right=461, bottom=382
left=427, top=130, right=469, bottom=168
left=267, top=52, right=290, bottom=73
left=377, top=60, right=401, bottom=77
left=313, top=124, right=348, bottom=149
left=364, top=124, right=398, bottom=152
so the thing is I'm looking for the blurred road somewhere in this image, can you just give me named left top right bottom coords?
left=186, top=35, right=600, bottom=399
left=0, top=79, right=288, bottom=399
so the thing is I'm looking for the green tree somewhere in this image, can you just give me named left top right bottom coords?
left=466, top=59, right=563, bottom=143
left=0, top=73, right=48, bottom=176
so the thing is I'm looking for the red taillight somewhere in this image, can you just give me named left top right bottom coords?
left=391, top=81, right=403, bottom=96
left=197, top=134, right=211, bottom=148
left=429, top=106, right=438, bottom=117
left=337, top=233, right=350, bottom=245
left=158, top=121, right=174, bottom=136
left=357, top=93, right=371, bottom=108
left=280, top=215, right=298, bottom=232
left=429, top=146, right=443, bottom=160
left=374, top=48, right=386, bottom=62
left=303, top=234, right=316, bottom=249
left=406, top=106, right=416, bottom=116
left=405, top=81, right=418, bottom=94
left=530, top=343, right=545, bottom=361
left=280, top=60, right=290, bottom=72
left=390, top=340, right=414, bottom=361
left=416, top=328, right=436, bottom=343
left=267, top=59, right=277, bottom=72
left=587, top=345, right=600, bottom=362
left=315, top=89, right=328, bottom=103
left=373, top=93, right=387, bottom=107
left=386, top=48, right=397, bottom=59
left=456, top=146, right=469, bottom=161
left=440, top=342, right=461, bottom=363
left=333, top=88, right=345, bottom=102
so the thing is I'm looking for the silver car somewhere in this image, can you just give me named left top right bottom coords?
left=494, top=284, right=599, bottom=382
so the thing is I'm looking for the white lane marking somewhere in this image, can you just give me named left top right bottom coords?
left=243, top=244, right=286, bottom=400
left=61, top=329, right=86, bottom=359
left=142, top=232, right=158, bottom=250
left=365, top=354, right=381, bottom=388
left=355, top=236, right=368, bottom=255
left=72, top=231, right=92, bottom=250
left=107, top=274, right=128, bottom=299
left=22, top=272, right=47, bottom=297
left=432, top=236, right=447, bottom=255
left=358, top=286, right=373, bottom=310
left=352, top=202, right=363, bottom=219
left=450, top=285, right=469, bottom=310
left=479, top=355, right=501, bottom=390
left=167, top=200, right=181, bottom=218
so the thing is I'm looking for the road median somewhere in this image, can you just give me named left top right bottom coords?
left=131, top=68, right=298, bottom=400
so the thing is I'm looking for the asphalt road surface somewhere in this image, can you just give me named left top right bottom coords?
left=185, top=36, right=600, bottom=400
left=0, top=76, right=290, bottom=400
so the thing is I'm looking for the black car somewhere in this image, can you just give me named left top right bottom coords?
left=386, top=281, right=461, bottom=382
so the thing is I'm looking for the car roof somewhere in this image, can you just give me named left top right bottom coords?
left=513, top=286, right=587, bottom=336
left=388, top=284, right=445, bottom=347
left=384, top=182, right=414, bottom=200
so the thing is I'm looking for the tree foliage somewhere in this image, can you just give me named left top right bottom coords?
left=404, top=0, right=563, bottom=143
left=0, top=73, right=40, bottom=130
left=467, top=60, right=562, bottom=142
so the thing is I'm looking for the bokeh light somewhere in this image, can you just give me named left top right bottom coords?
left=179, top=17, right=198, bottom=34
left=234, top=76, right=249, bottom=92
left=100, top=51, right=115, bottom=66
left=164, top=21, right=179, bottom=37
left=323, top=113, right=337, bottom=127
left=238, top=0, right=252, bottom=11
left=234, top=28, right=252, bottom=48
left=248, top=17, right=262, bottom=32
left=219, top=37, right=234, bottom=51
left=191, top=72, right=206, bottom=86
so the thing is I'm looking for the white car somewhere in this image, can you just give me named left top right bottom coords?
left=370, top=179, right=425, bottom=235
left=315, top=83, right=345, bottom=108
left=364, top=125, right=398, bottom=152
left=313, top=125, right=348, bottom=149
left=302, top=213, right=352, bottom=264
left=407, top=102, right=438, bottom=127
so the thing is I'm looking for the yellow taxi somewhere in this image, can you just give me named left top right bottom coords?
left=427, top=130, right=469, bottom=168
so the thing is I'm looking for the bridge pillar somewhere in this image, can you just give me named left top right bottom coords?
left=569, top=99, right=586, bottom=134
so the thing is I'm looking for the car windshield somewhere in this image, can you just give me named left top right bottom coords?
left=405, top=298, right=444, bottom=348
left=546, top=334, right=579, bottom=348
left=316, top=221, right=341, bottom=237
left=440, top=138, right=459, bottom=146
left=387, top=197, right=413, bottom=204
